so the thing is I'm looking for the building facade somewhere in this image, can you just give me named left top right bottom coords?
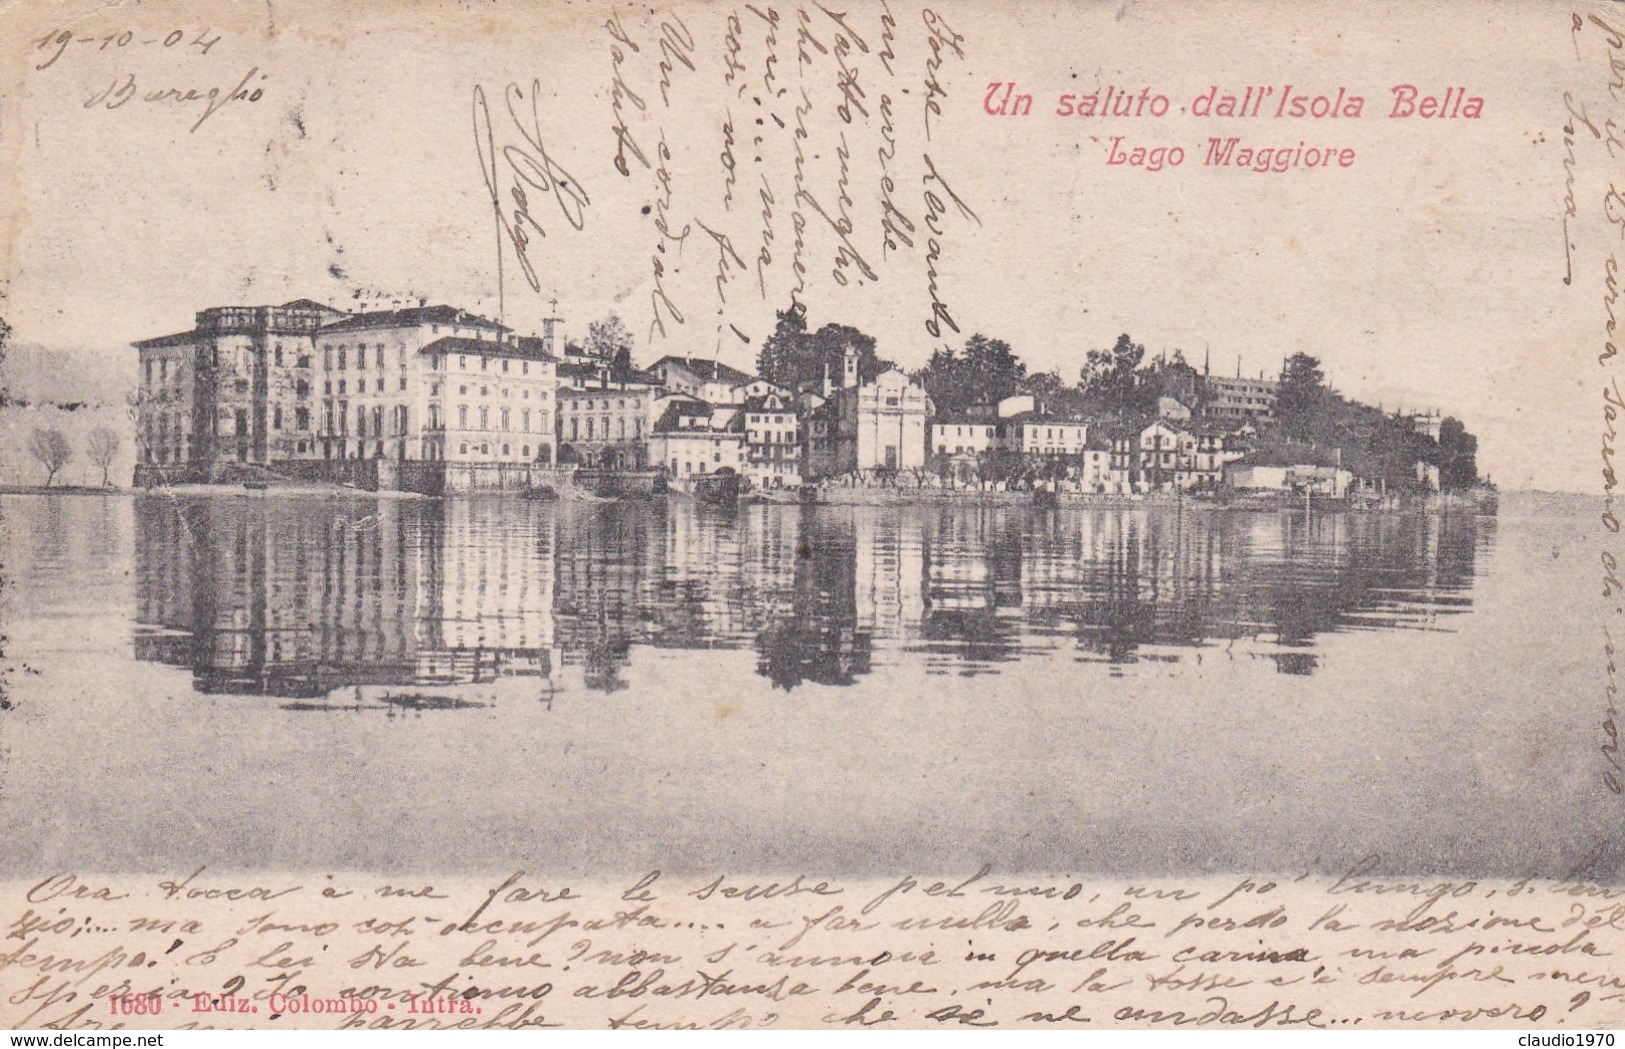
left=743, top=393, right=801, bottom=489
left=134, top=300, right=560, bottom=490
left=854, top=369, right=930, bottom=472
left=1004, top=416, right=1089, bottom=457
left=1203, top=373, right=1278, bottom=421
left=651, top=402, right=746, bottom=479
left=556, top=382, right=654, bottom=469
left=932, top=419, right=1000, bottom=457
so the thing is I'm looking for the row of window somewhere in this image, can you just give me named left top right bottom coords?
left=323, top=377, right=406, bottom=395
left=455, top=354, right=533, bottom=374
left=453, top=406, right=547, bottom=432
left=565, top=416, right=644, bottom=441
left=322, top=345, right=405, bottom=371
left=456, top=384, right=545, bottom=400
left=563, top=397, right=639, bottom=411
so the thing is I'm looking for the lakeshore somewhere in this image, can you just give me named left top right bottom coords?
left=1, top=478, right=1502, bottom=514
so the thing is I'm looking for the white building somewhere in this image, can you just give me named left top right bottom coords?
left=423, top=336, right=556, bottom=467
left=1005, top=416, right=1089, bottom=457
left=855, top=369, right=929, bottom=472
left=931, top=418, right=1000, bottom=456
left=743, top=393, right=801, bottom=489
left=1225, top=460, right=1353, bottom=499
left=134, top=301, right=561, bottom=481
left=651, top=402, right=746, bottom=479
left=1138, top=419, right=1188, bottom=489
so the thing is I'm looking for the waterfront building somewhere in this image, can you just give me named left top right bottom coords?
left=134, top=299, right=346, bottom=471
left=853, top=369, right=930, bottom=472
left=650, top=401, right=746, bottom=479
left=1003, top=415, right=1089, bottom=457
left=1109, top=424, right=1142, bottom=492
left=1187, top=424, right=1245, bottom=490
left=555, top=378, right=657, bottom=469
left=1080, top=432, right=1113, bottom=492
left=743, top=393, right=802, bottom=489
left=417, top=335, right=556, bottom=469
left=1139, top=419, right=1188, bottom=490
left=1225, top=454, right=1353, bottom=499
left=133, top=300, right=560, bottom=489
left=931, top=417, right=1001, bottom=457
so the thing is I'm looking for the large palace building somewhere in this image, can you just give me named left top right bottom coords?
left=133, top=299, right=560, bottom=492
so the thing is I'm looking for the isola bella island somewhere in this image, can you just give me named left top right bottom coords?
left=980, top=83, right=1484, bottom=174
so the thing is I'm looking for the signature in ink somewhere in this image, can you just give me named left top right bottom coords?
left=473, top=81, right=591, bottom=295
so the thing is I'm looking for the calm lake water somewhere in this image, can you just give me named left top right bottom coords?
left=0, top=491, right=1615, bottom=879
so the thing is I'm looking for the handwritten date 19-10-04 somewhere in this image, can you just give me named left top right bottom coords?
left=31, top=26, right=221, bottom=71
left=473, top=81, right=591, bottom=297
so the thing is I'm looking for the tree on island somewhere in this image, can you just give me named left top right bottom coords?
left=1275, top=352, right=1327, bottom=440
left=28, top=428, right=73, bottom=487
left=917, top=334, right=1028, bottom=416
left=88, top=427, right=120, bottom=488
left=1437, top=416, right=1479, bottom=489
left=756, top=304, right=895, bottom=393
left=585, top=313, right=635, bottom=382
left=1079, top=334, right=1157, bottom=417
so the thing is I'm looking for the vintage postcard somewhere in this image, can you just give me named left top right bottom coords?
left=0, top=0, right=1621, bottom=1032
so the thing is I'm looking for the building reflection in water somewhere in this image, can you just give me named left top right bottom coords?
left=133, top=495, right=1492, bottom=701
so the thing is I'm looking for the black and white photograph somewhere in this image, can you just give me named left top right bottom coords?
left=0, top=0, right=1619, bottom=1033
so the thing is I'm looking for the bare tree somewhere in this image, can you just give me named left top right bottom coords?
left=28, top=428, right=73, bottom=487
left=88, top=427, right=120, bottom=488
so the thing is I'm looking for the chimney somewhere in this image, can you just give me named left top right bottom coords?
left=822, top=360, right=833, bottom=399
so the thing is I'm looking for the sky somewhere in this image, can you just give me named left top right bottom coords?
left=0, top=0, right=1601, bottom=491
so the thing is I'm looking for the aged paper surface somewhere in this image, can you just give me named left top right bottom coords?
left=0, top=0, right=1622, bottom=1031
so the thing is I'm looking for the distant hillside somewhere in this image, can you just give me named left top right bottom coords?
left=0, top=343, right=137, bottom=487
left=1, top=342, right=134, bottom=409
